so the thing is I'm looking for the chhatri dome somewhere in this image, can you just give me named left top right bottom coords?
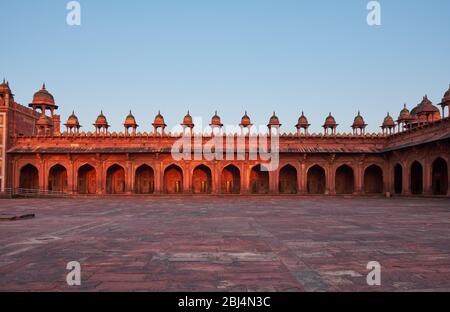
left=352, top=111, right=367, bottom=128
left=240, top=111, right=252, bottom=127
left=323, top=112, right=337, bottom=128
left=65, top=111, right=80, bottom=127
left=94, top=111, right=109, bottom=127
left=382, top=113, right=395, bottom=128
left=30, top=83, right=58, bottom=108
left=268, top=112, right=281, bottom=127
left=182, top=111, right=194, bottom=128
left=210, top=111, right=223, bottom=127
left=153, top=111, right=166, bottom=127
left=124, top=110, right=138, bottom=127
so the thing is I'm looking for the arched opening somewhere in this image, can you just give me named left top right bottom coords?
left=335, top=165, right=354, bottom=194
left=394, top=164, right=403, bottom=195
left=106, top=164, right=125, bottom=194
left=192, top=165, right=212, bottom=194
left=78, top=164, right=97, bottom=194
left=19, top=164, right=39, bottom=190
left=307, top=165, right=326, bottom=194
left=164, top=164, right=183, bottom=194
left=410, top=161, right=423, bottom=195
left=364, top=165, right=383, bottom=194
left=221, top=165, right=241, bottom=194
left=134, top=165, right=154, bottom=194
left=250, top=165, right=269, bottom=194
left=279, top=165, right=298, bottom=194
left=432, top=158, right=448, bottom=195
left=48, top=164, right=68, bottom=192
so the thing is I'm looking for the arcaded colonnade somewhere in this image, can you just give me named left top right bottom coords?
left=11, top=145, right=449, bottom=196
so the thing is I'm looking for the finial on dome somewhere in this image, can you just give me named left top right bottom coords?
left=2, top=78, right=5, bottom=84
left=42, top=83, right=46, bottom=90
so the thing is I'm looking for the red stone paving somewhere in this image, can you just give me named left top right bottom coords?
left=0, top=196, right=449, bottom=292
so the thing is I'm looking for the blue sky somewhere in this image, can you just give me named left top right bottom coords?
left=1, top=0, right=449, bottom=133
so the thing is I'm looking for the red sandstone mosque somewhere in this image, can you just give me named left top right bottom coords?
left=0, top=80, right=449, bottom=197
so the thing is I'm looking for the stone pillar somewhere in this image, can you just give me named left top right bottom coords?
left=39, top=157, right=46, bottom=191
left=403, top=162, right=411, bottom=195
left=242, top=162, right=249, bottom=194
left=125, top=160, right=132, bottom=194
left=299, top=162, right=306, bottom=194
left=355, top=162, right=363, bottom=194
left=423, top=158, right=432, bottom=196
left=156, top=162, right=163, bottom=194
left=270, top=170, right=278, bottom=194
left=383, top=162, right=390, bottom=195
left=97, top=161, right=104, bottom=195
left=327, top=164, right=335, bottom=195
left=184, top=162, right=191, bottom=194
left=68, top=160, right=75, bottom=194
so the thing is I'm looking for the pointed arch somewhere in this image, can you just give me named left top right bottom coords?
left=164, top=164, right=183, bottom=194
left=192, top=164, right=212, bottom=194
left=279, top=164, right=298, bottom=194
left=364, top=164, right=383, bottom=194
left=221, top=164, right=241, bottom=194
left=307, top=165, right=326, bottom=194
left=106, top=164, right=125, bottom=194
left=19, top=164, right=39, bottom=190
left=78, top=164, right=97, bottom=194
left=48, top=164, right=68, bottom=192
left=335, top=164, right=354, bottom=194
left=394, top=164, right=403, bottom=195
left=134, top=164, right=155, bottom=194
left=250, top=165, right=269, bottom=194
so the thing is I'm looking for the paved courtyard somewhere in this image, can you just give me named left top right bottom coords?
left=0, top=196, right=449, bottom=292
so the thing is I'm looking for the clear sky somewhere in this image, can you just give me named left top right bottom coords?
left=1, top=0, right=449, bottom=133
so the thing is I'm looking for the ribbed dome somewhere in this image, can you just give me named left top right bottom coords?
left=352, top=111, right=366, bottom=128
left=94, top=111, right=108, bottom=126
left=268, top=112, right=281, bottom=126
left=66, top=111, right=80, bottom=126
left=382, top=113, right=395, bottom=127
left=124, top=110, right=138, bottom=126
left=31, top=84, right=57, bottom=107
left=323, top=113, right=337, bottom=127
left=153, top=111, right=166, bottom=126
left=398, top=104, right=411, bottom=121
left=182, top=111, right=194, bottom=126
left=210, top=111, right=223, bottom=126
left=240, top=111, right=252, bottom=127
left=296, top=111, right=310, bottom=128
left=416, top=95, right=439, bottom=114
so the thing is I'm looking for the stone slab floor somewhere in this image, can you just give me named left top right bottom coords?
left=0, top=196, right=449, bottom=292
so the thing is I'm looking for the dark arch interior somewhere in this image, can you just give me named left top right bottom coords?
left=164, top=165, right=183, bottom=194
left=135, top=165, right=154, bottom=194
left=307, top=165, right=326, bottom=194
left=432, top=158, right=448, bottom=195
left=335, top=165, right=354, bottom=194
left=279, top=165, right=298, bottom=194
left=19, top=164, right=39, bottom=190
left=48, top=165, right=68, bottom=192
left=221, top=165, right=241, bottom=194
left=411, top=161, right=423, bottom=195
left=106, top=164, right=125, bottom=194
left=250, top=165, right=269, bottom=194
left=78, top=164, right=97, bottom=194
left=364, top=165, right=383, bottom=194
left=192, top=165, right=212, bottom=194
left=394, top=164, right=403, bottom=194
